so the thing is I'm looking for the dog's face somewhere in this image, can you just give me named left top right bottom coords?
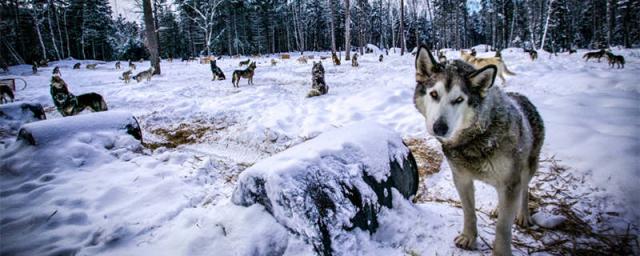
left=414, top=46, right=496, bottom=144
left=312, top=62, right=324, bottom=76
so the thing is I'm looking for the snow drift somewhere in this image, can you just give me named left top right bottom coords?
left=232, top=121, right=419, bottom=255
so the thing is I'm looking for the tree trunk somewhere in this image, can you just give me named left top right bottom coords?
left=344, top=0, right=351, bottom=60
left=142, top=0, right=161, bottom=74
left=328, top=0, right=337, bottom=54
left=33, top=15, right=47, bottom=60
left=47, top=0, right=62, bottom=60
left=399, top=0, right=405, bottom=55
left=540, top=0, right=553, bottom=50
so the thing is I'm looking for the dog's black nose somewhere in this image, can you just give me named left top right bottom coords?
left=433, top=118, right=448, bottom=137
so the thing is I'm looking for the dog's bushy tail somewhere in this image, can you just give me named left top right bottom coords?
left=306, top=89, right=322, bottom=98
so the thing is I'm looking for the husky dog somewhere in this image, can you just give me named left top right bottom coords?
left=332, top=52, right=341, bottom=65
left=606, top=52, right=625, bottom=69
left=297, top=56, right=308, bottom=64
left=32, top=62, right=38, bottom=74
left=470, top=48, right=477, bottom=57
left=495, top=49, right=502, bottom=58
left=86, top=64, right=97, bottom=70
left=307, top=61, right=328, bottom=98
left=239, top=59, right=251, bottom=67
left=231, top=62, right=257, bottom=88
left=39, top=59, right=48, bottom=67
left=0, top=85, right=14, bottom=104
left=524, top=49, right=538, bottom=61
left=50, top=76, right=108, bottom=116
left=461, top=50, right=516, bottom=84
left=583, top=49, right=606, bottom=62
left=271, top=58, right=278, bottom=66
left=120, top=70, right=133, bottom=83
left=115, top=61, right=121, bottom=70
left=413, top=46, right=544, bottom=256
left=210, top=60, right=226, bottom=80
left=379, top=54, right=383, bottom=62
left=73, top=63, right=81, bottom=69
left=351, top=53, right=359, bottom=67
left=1, top=62, right=8, bottom=72
left=438, top=50, right=447, bottom=63
left=569, top=49, right=577, bottom=54
left=132, top=67, right=155, bottom=83
left=52, top=66, right=61, bottom=76
left=128, top=60, right=136, bottom=70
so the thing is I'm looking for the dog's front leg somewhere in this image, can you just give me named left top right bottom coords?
left=452, top=169, right=477, bottom=250
left=493, top=184, right=519, bottom=256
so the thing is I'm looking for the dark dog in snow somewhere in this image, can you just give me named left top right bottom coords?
left=583, top=49, right=606, bottom=62
left=523, top=48, right=538, bottom=61
left=32, top=62, right=38, bottom=74
left=239, top=59, right=251, bottom=67
left=50, top=76, right=108, bottom=116
left=606, top=52, right=625, bottom=69
left=307, top=61, right=328, bottom=98
left=379, top=54, right=383, bottom=62
left=73, top=63, right=81, bottom=69
left=210, top=60, right=226, bottom=80
left=52, top=66, right=61, bottom=76
left=115, top=61, right=121, bottom=70
left=231, top=62, right=256, bottom=88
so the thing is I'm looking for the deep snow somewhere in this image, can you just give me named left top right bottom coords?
left=1, top=48, right=639, bottom=255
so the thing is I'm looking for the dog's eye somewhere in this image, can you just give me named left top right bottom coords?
left=429, top=91, right=438, bottom=99
left=452, top=97, right=464, bottom=104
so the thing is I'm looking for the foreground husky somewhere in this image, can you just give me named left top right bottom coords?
left=413, top=46, right=544, bottom=256
left=210, top=60, right=226, bottom=80
left=307, top=61, right=328, bottom=98
left=524, top=49, right=538, bottom=61
left=115, top=61, right=121, bottom=70
left=132, top=67, right=155, bottom=83
left=232, top=62, right=256, bottom=87
left=461, top=50, right=516, bottom=84
left=50, top=76, right=108, bottom=116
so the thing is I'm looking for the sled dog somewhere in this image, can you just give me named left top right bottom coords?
left=120, top=70, right=133, bottom=84
left=86, top=63, right=97, bottom=70
left=332, top=52, right=341, bottom=65
left=115, top=61, right=121, bottom=70
left=239, top=59, right=251, bottom=67
left=132, top=67, right=155, bottom=83
left=606, top=52, right=625, bottom=69
left=379, top=54, right=383, bottom=62
left=73, top=63, right=81, bottom=69
left=231, top=62, right=256, bottom=88
left=271, top=58, right=278, bottom=66
left=413, top=46, right=544, bottom=256
left=129, top=60, right=136, bottom=70
left=307, top=61, right=328, bottom=98
left=52, top=66, right=61, bottom=76
left=50, top=76, right=108, bottom=116
left=351, top=53, right=359, bottom=67
left=298, top=56, right=308, bottom=64
left=210, top=60, right=226, bottom=80
left=438, top=50, right=447, bottom=63
left=583, top=49, right=606, bottom=62
left=32, top=62, right=38, bottom=74
left=461, top=50, right=516, bottom=84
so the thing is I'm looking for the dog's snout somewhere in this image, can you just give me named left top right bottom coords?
left=433, top=117, right=448, bottom=137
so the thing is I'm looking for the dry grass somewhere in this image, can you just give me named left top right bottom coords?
left=145, top=123, right=214, bottom=150
left=404, top=137, right=444, bottom=203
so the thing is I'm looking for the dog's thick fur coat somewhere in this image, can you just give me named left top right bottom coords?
left=414, top=46, right=544, bottom=256
left=232, top=62, right=256, bottom=87
left=307, top=62, right=328, bottom=98
left=50, top=76, right=108, bottom=116
left=210, top=60, right=226, bottom=80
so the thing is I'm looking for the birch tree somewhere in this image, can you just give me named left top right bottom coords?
left=182, top=0, right=224, bottom=56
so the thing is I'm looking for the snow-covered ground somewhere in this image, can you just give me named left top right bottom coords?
left=1, top=48, right=639, bottom=255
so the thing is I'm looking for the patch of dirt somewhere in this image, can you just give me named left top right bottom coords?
left=404, top=137, right=444, bottom=203
left=145, top=123, right=216, bottom=150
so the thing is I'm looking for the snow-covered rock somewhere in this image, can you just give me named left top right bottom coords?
left=231, top=120, right=419, bottom=255
left=17, top=111, right=142, bottom=145
left=532, top=211, right=567, bottom=229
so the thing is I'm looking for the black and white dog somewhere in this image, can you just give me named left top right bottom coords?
left=50, top=76, right=108, bottom=116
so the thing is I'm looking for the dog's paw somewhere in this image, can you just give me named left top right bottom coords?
left=515, top=213, right=533, bottom=228
left=454, top=234, right=476, bottom=250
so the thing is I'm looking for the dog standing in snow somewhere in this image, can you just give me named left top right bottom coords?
left=307, top=61, right=328, bottom=98
left=210, top=60, right=226, bottom=80
left=461, top=50, right=516, bottom=85
left=132, top=67, right=155, bottom=83
left=231, top=62, right=256, bottom=88
left=351, top=53, right=359, bottom=67
left=413, top=46, right=544, bottom=256
left=50, top=76, right=108, bottom=116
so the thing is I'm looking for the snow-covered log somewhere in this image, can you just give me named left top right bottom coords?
left=231, top=121, right=419, bottom=255
left=0, top=102, right=46, bottom=136
left=17, top=111, right=142, bottom=145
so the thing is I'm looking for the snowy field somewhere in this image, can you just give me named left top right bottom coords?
left=1, top=48, right=639, bottom=255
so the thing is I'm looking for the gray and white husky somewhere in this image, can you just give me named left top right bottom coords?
left=413, top=46, right=544, bottom=256
left=132, top=67, right=155, bottom=83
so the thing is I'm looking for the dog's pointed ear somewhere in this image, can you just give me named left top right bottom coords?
left=415, top=45, right=440, bottom=82
left=468, top=65, right=497, bottom=97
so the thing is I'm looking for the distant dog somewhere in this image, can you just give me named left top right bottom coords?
left=470, top=48, right=477, bottom=57
left=0, top=85, right=14, bottom=104
left=232, top=62, right=256, bottom=88
left=438, top=50, right=447, bottom=63
left=583, top=49, right=606, bottom=62
left=115, top=61, right=121, bottom=70
left=298, top=56, right=308, bottom=64
left=524, top=49, right=538, bottom=61
left=271, top=58, right=278, bottom=66
left=307, top=61, right=328, bottom=98
left=128, top=60, right=136, bottom=70
left=132, top=67, right=155, bottom=83
left=413, top=46, right=544, bottom=256
left=210, top=60, right=226, bottom=80
left=239, top=59, right=251, bottom=67
left=120, top=70, right=133, bottom=84
left=39, top=59, right=48, bottom=67
left=332, top=52, right=341, bottom=65
left=52, top=66, right=61, bottom=76
left=32, top=62, right=38, bottom=74
left=606, top=52, right=625, bottom=69
left=1, top=62, right=8, bottom=72
left=86, top=64, right=97, bottom=70
left=461, top=50, right=516, bottom=84
left=495, top=49, right=502, bottom=58
left=379, top=54, right=383, bottom=62
left=50, top=76, right=108, bottom=116
left=73, top=63, right=81, bottom=69
left=351, top=53, right=359, bottom=67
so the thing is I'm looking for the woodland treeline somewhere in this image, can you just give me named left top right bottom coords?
left=0, top=0, right=638, bottom=64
